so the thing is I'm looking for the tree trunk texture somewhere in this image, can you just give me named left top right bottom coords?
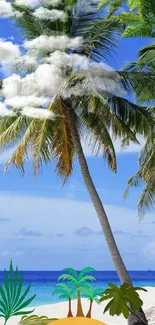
left=67, top=297, right=73, bottom=317
left=86, top=299, right=93, bottom=318
left=68, top=108, right=148, bottom=325
left=76, top=289, right=84, bottom=317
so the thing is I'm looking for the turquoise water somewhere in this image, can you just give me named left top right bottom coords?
left=0, top=271, right=154, bottom=307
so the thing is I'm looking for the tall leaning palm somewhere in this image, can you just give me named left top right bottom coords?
left=0, top=1, right=154, bottom=324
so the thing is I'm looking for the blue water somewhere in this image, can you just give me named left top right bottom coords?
left=0, top=271, right=154, bottom=307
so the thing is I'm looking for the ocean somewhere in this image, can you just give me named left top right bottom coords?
left=0, top=271, right=155, bottom=307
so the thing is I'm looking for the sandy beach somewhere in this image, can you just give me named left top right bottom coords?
left=0, top=287, right=155, bottom=325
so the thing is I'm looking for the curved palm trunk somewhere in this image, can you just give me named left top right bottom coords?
left=67, top=297, right=73, bottom=317
left=76, top=287, right=84, bottom=317
left=86, top=299, right=93, bottom=318
left=69, top=109, right=148, bottom=325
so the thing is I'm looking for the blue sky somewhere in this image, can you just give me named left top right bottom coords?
left=0, top=16, right=154, bottom=271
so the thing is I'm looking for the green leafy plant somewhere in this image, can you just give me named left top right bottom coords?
left=82, top=284, right=103, bottom=318
left=0, top=261, right=36, bottom=325
left=100, top=283, right=147, bottom=324
left=19, top=315, right=58, bottom=325
left=58, top=267, right=95, bottom=317
left=53, top=283, right=77, bottom=317
left=97, top=0, right=155, bottom=216
left=98, top=0, right=155, bottom=38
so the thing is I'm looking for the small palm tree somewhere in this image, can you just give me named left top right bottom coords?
left=58, top=267, right=95, bottom=317
left=100, top=283, right=147, bottom=325
left=82, top=284, right=103, bottom=318
left=53, top=283, right=77, bottom=317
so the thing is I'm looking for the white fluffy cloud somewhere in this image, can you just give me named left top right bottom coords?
left=33, top=8, right=67, bottom=21
left=0, top=102, right=15, bottom=116
left=5, top=96, right=50, bottom=108
left=46, top=50, right=89, bottom=69
left=2, top=64, right=64, bottom=99
left=0, top=40, right=20, bottom=59
left=0, top=0, right=14, bottom=17
left=0, top=0, right=22, bottom=18
left=2, top=73, right=37, bottom=98
left=22, top=107, right=55, bottom=119
left=24, top=35, right=83, bottom=56
left=15, top=0, right=40, bottom=8
left=1, top=55, right=38, bottom=74
left=14, top=0, right=62, bottom=8
left=0, top=41, right=38, bottom=75
left=44, top=0, right=62, bottom=6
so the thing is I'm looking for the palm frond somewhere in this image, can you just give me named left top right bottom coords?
left=52, top=98, right=75, bottom=181
left=98, top=0, right=124, bottom=15
left=61, top=268, right=79, bottom=280
left=81, top=108, right=117, bottom=172
left=0, top=115, right=27, bottom=150
left=0, top=262, right=35, bottom=324
left=4, top=119, right=36, bottom=173
left=78, top=267, right=95, bottom=280
left=81, top=19, right=122, bottom=62
left=124, top=108, right=155, bottom=217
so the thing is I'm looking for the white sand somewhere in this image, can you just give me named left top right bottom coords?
left=0, top=287, right=155, bottom=325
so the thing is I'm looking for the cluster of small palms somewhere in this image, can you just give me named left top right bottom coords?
left=53, top=266, right=148, bottom=324
left=53, top=267, right=103, bottom=318
left=0, top=262, right=148, bottom=325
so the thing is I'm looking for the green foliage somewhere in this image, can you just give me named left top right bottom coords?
left=98, top=0, right=124, bottom=15
left=82, top=284, right=103, bottom=303
left=101, top=283, right=147, bottom=320
left=57, top=267, right=96, bottom=300
left=53, top=283, right=77, bottom=300
left=124, top=108, right=155, bottom=217
left=122, top=49, right=155, bottom=215
left=19, top=315, right=58, bottom=325
left=82, top=19, right=122, bottom=62
left=98, top=0, right=155, bottom=37
left=0, top=0, right=154, bottom=195
left=58, top=267, right=96, bottom=285
left=0, top=261, right=36, bottom=325
left=128, top=0, right=140, bottom=11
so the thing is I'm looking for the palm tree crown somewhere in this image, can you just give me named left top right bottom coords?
left=58, top=267, right=96, bottom=285
left=82, top=284, right=103, bottom=303
left=53, top=283, right=77, bottom=300
left=0, top=0, right=154, bottom=177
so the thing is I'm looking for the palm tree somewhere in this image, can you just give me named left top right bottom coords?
left=123, top=48, right=155, bottom=215
left=53, top=283, right=77, bottom=317
left=97, top=0, right=155, bottom=215
left=101, top=283, right=147, bottom=325
left=124, top=107, right=155, bottom=216
left=58, top=267, right=96, bottom=317
left=98, top=0, right=155, bottom=38
left=82, top=284, right=103, bottom=318
left=0, top=1, right=154, bottom=324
